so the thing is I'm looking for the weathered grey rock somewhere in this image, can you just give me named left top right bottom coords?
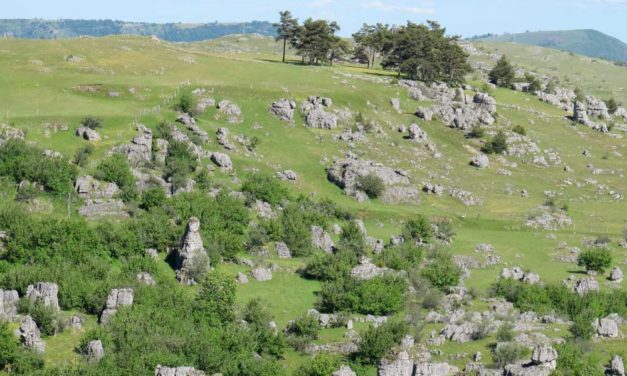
left=422, top=182, right=444, bottom=196
left=593, top=316, right=621, bottom=338
left=366, top=236, right=384, bottom=254
left=0, top=289, right=19, bottom=319
left=0, top=123, right=25, bottom=142
left=523, top=273, right=541, bottom=285
left=408, top=124, right=428, bottom=142
left=350, top=257, right=388, bottom=280
left=154, top=365, right=205, bottom=376
left=196, top=97, right=215, bottom=114
left=327, top=158, right=411, bottom=200
left=251, top=266, right=272, bottom=282
left=176, top=218, right=209, bottom=285
left=573, top=278, right=599, bottom=295
left=390, top=98, right=401, bottom=112
left=114, top=124, right=153, bottom=164
left=75, top=175, right=119, bottom=199
left=68, top=315, right=83, bottom=329
left=610, top=355, right=625, bottom=376
left=210, top=152, right=232, bottom=170
left=275, top=242, right=291, bottom=258
left=154, top=139, right=169, bottom=163
left=100, top=288, right=134, bottom=324
left=473, top=93, right=497, bottom=113
left=276, top=170, right=298, bottom=181
left=269, top=99, right=296, bottom=121
left=253, top=200, right=276, bottom=219
left=378, top=351, right=414, bottom=376
left=332, top=365, right=356, bottom=376
left=217, top=100, right=241, bottom=117
left=15, top=315, right=45, bottom=353
left=470, top=153, right=489, bottom=169
left=301, top=96, right=338, bottom=129
left=136, top=272, right=156, bottom=286
left=441, top=322, right=476, bottom=343
left=311, top=225, right=334, bottom=253
left=585, top=95, right=610, bottom=120
left=84, top=340, right=104, bottom=363
left=610, top=267, right=624, bottom=282
left=531, top=345, right=558, bottom=367
left=76, top=127, right=101, bottom=141
left=236, top=272, right=249, bottom=284
left=26, top=282, right=60, bottom=312
left=176, top=114, right=209, bottom=143
left=414, top=362, right=458, bottom=376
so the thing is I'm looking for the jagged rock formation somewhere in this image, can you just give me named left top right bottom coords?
left=609, top=355, right=625, bottom=376
left=350, top=257, right=391, bottom=280
left=378, top=351, right=414, bottom=376
left=269, top=99, right=296, bottom=121
left=301, top=96, right=338, bottom=129
left=275, top=242, right=291, bottom=258
left=26, top=282, right=60, bottom=312
left=501, top=267, right=541, bottom=284
left=504, top=345, right=558, bottom=376
left=175, top=217, right=209, bottom=285
left=593, top=315, right=621, bottom=338
left=15, top=315, right=45, bottom=353
left=217, top=100, right=242, bottom=123
left=113, top=124, right=153, bottom=164
left=75, top=175, right=127, bottom=218
left=100, top=288, right=134, bottom=324
left=176, top=113, right=209, bottom=143
left=84, top=340, right=104, bottom=363
left=154, top=365, right=205, bottom=376
left=0, top=289, right=19, bottom=319
left=327, top=158, right=418, bottom=203
left=311, top=225, right=334, bottom=253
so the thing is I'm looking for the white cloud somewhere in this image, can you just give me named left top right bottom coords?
left=361, top=0, right=435, bottom=14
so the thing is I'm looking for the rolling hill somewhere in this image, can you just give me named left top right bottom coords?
left=473, top=29, right=627, bottom=62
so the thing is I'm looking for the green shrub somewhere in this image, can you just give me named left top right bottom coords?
left=482, top=130, right=508, bottom=154
left=496, top=321, right=514, bottom=341
left=294, top=354, right=340, bottom=376
left=376, top=243, right=423, bottom=271
left=524, top=73, right=542, bottom=92
left=339, top=221, right=366, bottom=255
left=73, top=144, right=94, bottom=167
left=140, top=187, right=167, bottom=210
left=577, top=248, right=612, bottom=273
left=605, top=98, right=618, bottom=115
left=553, top=342, right=604, bottom=376
left=0, top=321, right=44, bottom=373
left=165, top=140, right=198, bottom=191
left=357, top=174, right=385, bottom=199
left=402, top=215, right=432, bottom=244
left=512, top=124, right=527, bottom=135
left=286, top=313, right=320, bottom=340
left=17, top=300, right=61, bottom=336
left=489, top=55, right=515, bottom=88
left=468, top=125, right=485, bottom=138
left=355, top=320, right=408, bottom=365
left=95, top=154, right=136, bottom=201
left=0, top=139, right=77, bottom=195
left=569, top=311, right=595, bottom=340
left=492, top=343, right=529, bottom=368
left=80, top=116, right=103, bottom=129
left=303, top=250, right=358, bottom=281
left=574, top=87, right=585, bottom=102
left=421, top=253, right=461, bottom=291
left=280, top=203, right=313, bottom=256
left=175, top=92, right=197, bottom=115
left=242, top=172, right=290, bottom=206
left=194, top=271, right=236, bottom=325
left=319, top=275, right=406, bottom=315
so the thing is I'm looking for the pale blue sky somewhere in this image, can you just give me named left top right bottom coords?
left=3, top=0, right=627, bottom=41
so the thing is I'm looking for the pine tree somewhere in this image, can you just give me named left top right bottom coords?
left=273, top=11, right=299, bottom=63
left=489, top=55, right=515, bottom=88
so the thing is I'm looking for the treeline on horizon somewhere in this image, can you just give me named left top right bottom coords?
left=274, top=11, right=471, bottom=85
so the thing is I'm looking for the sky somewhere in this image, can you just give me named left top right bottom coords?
left=3, top=0, right=627, bottom=42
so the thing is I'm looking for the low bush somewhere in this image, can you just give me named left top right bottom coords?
left=80, top=116, right=103, bottom=129
left=357, top=174, right=385, bottom=198
left=577, top=248, right=612, bottom=273
left=242, top=172, right=290, bottom=206
left=95, top=154, right=136, bottom=201
left=355, top=320, right=408, bottom=365
left=492, top=342, right=529, bottom=369
left=421, top=253, right=461, bottom=291
left=482, top=130, right=508, bottom=154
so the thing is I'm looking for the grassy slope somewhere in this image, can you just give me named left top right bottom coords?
left=0, top=35, right=625, bottom=371
left=475, top=29, right=627, bottom=63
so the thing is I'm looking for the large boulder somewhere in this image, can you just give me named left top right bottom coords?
left=441, top=322, right=476, bottom=343
left=76, top=127, right=101, bottom=141
left=585, top=95, right=610, bottom=119
left=378, top=351, right=414, bottom=376
left=269, top=99, right=296, bottom=121
left=15, top=315, right=45, bottom=353
left=275, top=242, right=291, bottom=259
left=326, top=158, right=412, bottom=200
left=473, top=92, right=497, bottom=113
left=333, top=365, right=356, bottom=376
left=531, top=345, right=558, bottom=368
left=610, top=267, right=624, bottom=282
left=573, top=278, right=599, bottom=295
left=175, top=218, right=209, bottom=285
left=84, top=340, right=105, bottom=363
left=26, top=282, right=60, bottom=312
left=414, top=362, right=458, bottom=376
left=154, top=365, right=205, bottom=376
left=470, top=153, right=489, bottom=169
left=593, top=316, right=621, bottom=338
left=0, top=289, right=19, bottom=319
left=100, top=288, right=134, bottom=324
left=301, top=96, right=338, bottom=129
left=609, top=355, right=625, bottom=376
left=113, top=124, right=153, bottom=164
left=251, top=266, right=273, bottom=282
left=210, top=152, right=233, bottom=170
left=350, top=257, right=388, bottom=280
left=311, top=226, right=334, bottom=253
left=408, top=124, right=428, bottom=142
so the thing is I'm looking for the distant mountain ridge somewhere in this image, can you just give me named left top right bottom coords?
left=471, top=29, right=627, bottom=62
left=0, top=19, right=275, bottom=42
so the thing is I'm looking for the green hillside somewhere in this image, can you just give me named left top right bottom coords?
left=0, top=35, right=625, bottom=375
left=474, top=29, right=627, bottom=62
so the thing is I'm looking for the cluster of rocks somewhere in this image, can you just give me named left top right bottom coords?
left=154, top=365, right=205, bottom=376
left=100, top=288, right=134, bottom=324
left=216, top=127, right=235, bottom=150
left=326, top=157, right=419, bottom=204
left=175, top=217, right=209, bottom=285
left=501, top=267, right=541, bottom=284
left=504, top=345, right=558, bottom=376
left=0, top=124, right=25, bottom=145
left=449, top=188, right=482, bottom=206
left=76, top=126, right=101, bottom=141
left=405, top=124, right=441, bottom=158
left=113, top=124, right=153, bottom=165
left=176, top=114, right=209, bottom=143
left=311, top=225, right=335, bottom=253
left=573, top=96, right=612, bottom=132
left=269, top=99, right=296, bottom=122
left=300, top=96, right=339, bottom=129
left=415, top=86, right=497, bottom=132
left=0, top=289, right=19, bottom=320
left=26, top=282, right=60, bottom=311
left=378, top=351, right=459, bottom=376
left=536, top=88, right=575, bottom=112
left=217, top=100, right=242, bottom=123
left=75, top=175, right=127, bottom=218
left=276, top=169, right=297, bottom=181
left=350, top=257, right=393, bottom=280
left=15, top=315, right=45, bottom=353
left=525, top=207, right=572, bottom=231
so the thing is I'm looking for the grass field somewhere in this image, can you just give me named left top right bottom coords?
left=0, top=34, right=625, bottom=373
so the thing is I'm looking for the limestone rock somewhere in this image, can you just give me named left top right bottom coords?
left=301, top=96, right=338, bottom=129
left=441, top=322, right=476, bottom=343
left=15, top=315, right=45, bottom=353
left=154, top=365, right=205, bottom=376
left=408, top=123, right=428, bottom=142
left=470, top=153, right=489, bottom=169
left=84, top=340, right=104, bottom=363
left=311, top=225, right=334, bottom=253
left=195, top=97, right=215, bottom=114
left=0, top=289, right=19, bottom=319
left=269, top=99, right=296, bottom=121
left=593, top=316, right=621, bottom=338
left=332, top=365, right=356, bottom=376
left=100, top=288, right=134, bottom=324
left=217, top=100, right=242, bottom=122
left=610, top=355, right=625, bottom=376
left=610, top=267, right=623, bottom=282
left=236, top=272, right=249, bottom=284
left=210, top=152, right=232, bottom=170
left=276, top=170, right=298, bottom=181
left=136, top=272, right=156, bottom=286
left=573, top=278, right=599, bottom=295
left=175, top=218, right=209, bottom=285
left=26, top=282, right=60, bottom=312
left=76, top=127, right=101, bottom=141
left=350, top=257, right=388, bottom=280
left=68, top=315, right=83, bottom=329
left=531, top=345, right=558, bottom=368
left=176, top=114, right=209, bottom=143
left=275, top=242, right=291, bottom=258
left=378, top=351, right=414, bottom=376
left=251, top=266, right=273, bottom=282
left=414, top=362, right=458, bottom=376
left=113, top=124, right=153, bottom=164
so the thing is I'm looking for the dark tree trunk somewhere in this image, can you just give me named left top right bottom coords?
left=282, top=38, right=287, bottom=63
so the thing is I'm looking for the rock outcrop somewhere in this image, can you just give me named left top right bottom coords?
left=470, top=153, right=489, bottom=169
left=609, top=355, right=625, bottom=376
left=175, top=217, right=209, bottom=285
left=593, top=315, right=621, bottom=338
left=610, top=267, right=624, bottom=282
left=15, top=315, right=45, bottom=353
left=301, top=96, right=338, bottom=129
left=76, top=127, right=101, bottom=141
left=378, top=351, right=414, bottom=376
left=311, top=225, right=334, bottom=253
left=504, top=345, right=558, bottom=376
left=210, top=152, right=233, bottom=170
left=114, top=124, right=153, bottom=164
left=251, top=265, right=273, bottom=282
left=75, top=175, right=127, bottom=218
left=269, top=99, right=296, bottom=121
left=100, top=288, right=134, bottom=324
left=154, top=365, right=205, bottom=376
left=26, top=282, right=60, bottom=312
left=0, top=289, right=19, bottom=319
left=84, top=340, right=104, bottom=363
left=275, top=242, right=291, bottom=258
